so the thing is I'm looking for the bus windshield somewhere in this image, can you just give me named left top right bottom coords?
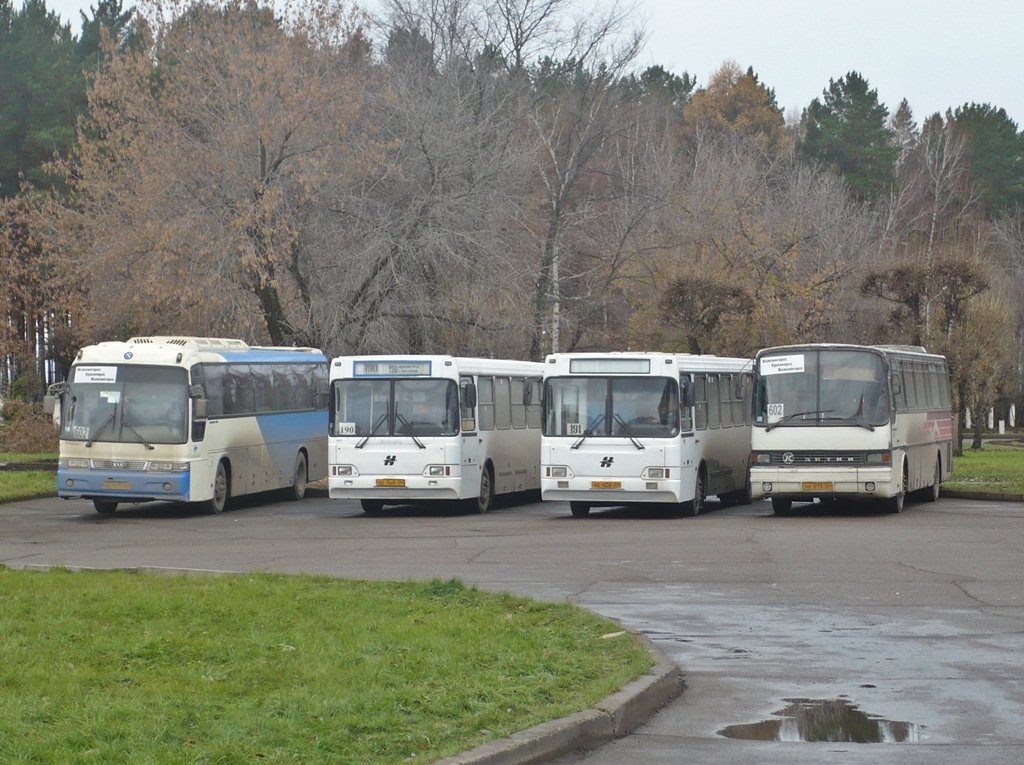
left=62, top=365, right=189, bottom=445
left=544, top=376, right=679, bottom=437
left=331, top=378, right=459, bottom=437
left=756, top=349, right=888, bottom=428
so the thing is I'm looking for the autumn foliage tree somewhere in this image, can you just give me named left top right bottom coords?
left=38, top=0, right=383, bottom=349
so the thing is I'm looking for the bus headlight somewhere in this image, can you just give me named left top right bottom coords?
left=333, top=465, right=355, bottom=476
left=646, top=468, right=670, bottom=479
left=866, top=452, right=891, bottom=464
left=60, top=457, right=91, bottom=469
left=548, top=466, right=569, bottom=478
left=427, top=465, right=449, bottom=477
left=751, top=452, right=770, bottom=465
left=147, top=462, right=190, bottom=472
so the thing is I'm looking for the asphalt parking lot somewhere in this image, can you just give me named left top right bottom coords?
left=2, top=491, right=1023, bottom=765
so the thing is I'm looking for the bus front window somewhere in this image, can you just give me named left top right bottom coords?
left=543, top=377, right=679, bottom=437
left=64, top=365, right=188, bottom=445
left=758, top=350, right=888, bottom=427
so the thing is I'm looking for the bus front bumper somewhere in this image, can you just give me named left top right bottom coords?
left=56, top=467, right=190, bottom=503
left=541, top=477, right=684, bottom=504
left=751, top=467, right=897, bottom=500
left=328, top=475, right=462, bottom=502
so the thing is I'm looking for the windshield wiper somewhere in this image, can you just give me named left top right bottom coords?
left=394, top=413, right=426, bottom=449
left=821, top=415, right=876, bottom=432
left=85, top=413, right=116, bottom=447
left=765, top=409, right=835, bottom=432
left=120, top=418, right=155, bottom=450
left=571, top=414, right=605, bottom=450
left=356, top=413, right=389, bottom=449
left=611, top=414, right=645, bottom=451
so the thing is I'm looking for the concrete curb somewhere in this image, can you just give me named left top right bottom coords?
left=6, top=563, right=683, bottom=765
left=941, top=489, right=1024, bottom=502
left=431, top=630, right=682, bottom=765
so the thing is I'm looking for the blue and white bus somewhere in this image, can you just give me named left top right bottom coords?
left=328, top=355, right=544, bottom=513
left=45, top=336, right=328, bottom=514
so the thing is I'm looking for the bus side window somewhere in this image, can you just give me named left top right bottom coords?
left=460, top=376, right=477, bottom=431
left=679, top=375, right=694, bottom=433
left=526, top=379, right=542, bottom=428
left=478, top=377, right=495, bottom=431
left=707, top=375, right=721, bottom=429
left=694, top=375, right=708, bottom=431
left=495, top=377, right=512, bottom=430
left=719, top=374, right=733, bottom=428
left=511, top=378, right=527, bottom=428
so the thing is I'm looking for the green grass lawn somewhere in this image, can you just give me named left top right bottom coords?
left=0, top=569, right=652, bottom=765
left=0, top=452, right=57, bottom=502
left=944, top=442, right=1024, bottom=495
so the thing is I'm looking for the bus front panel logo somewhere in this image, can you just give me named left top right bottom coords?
left=384, top=455, right=396, bottom=466
left=782, top=452, right=795, bottom=464
left=600, top=457, right=614, bottom=467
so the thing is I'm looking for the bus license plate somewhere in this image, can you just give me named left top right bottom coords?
left=802, top=482, right=833, bottom=491
left=591, top=481, right=622, bottom=489
left=102, top=480, right=132, bottom=491
left=376, top=478, right=405, bottom=487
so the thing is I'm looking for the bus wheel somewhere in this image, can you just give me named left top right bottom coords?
left=923, top=457, right=941, bottom=502
left=884, top=467, right=907, bottom=513
left=289, top=452, right=308, bottom=501
left=570, top=502, right=591, bottom=517
left=771, top=497, right=792, bottom=515
left=468, top=464, right=494, bottom=514
left=686, top=467, right=706, bottom=516
left=204, top=461, right=229, bottom=514
left=93, top=499, right=118, bottom=514
left=360, top=499, right=385, bottom=514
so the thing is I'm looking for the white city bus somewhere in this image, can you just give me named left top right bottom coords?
left=541, top=352, right=754, bottom=517
left=328, top=356, right=544, bottom=513
left=46, top=337, right=328, bottom=514
left=750, top=343, right=953, bottom=514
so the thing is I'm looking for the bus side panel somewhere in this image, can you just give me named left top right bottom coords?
left=479, top=426, right=541, bottom=496
left=697, top=427, right=751, bottom=497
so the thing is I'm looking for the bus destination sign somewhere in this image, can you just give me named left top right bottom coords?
left=353, top=360, right=432, bottom=377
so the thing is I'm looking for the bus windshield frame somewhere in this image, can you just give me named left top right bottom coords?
left=61, top=365, right=189, bottom=445
left=755, top=349, right=889, bottom=429
left=543, top=376, right=680, bottom=438
left=331, top=378, right=460, bottom=437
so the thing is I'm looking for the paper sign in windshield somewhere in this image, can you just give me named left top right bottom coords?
left=760, top=355, right=804, bottom=375
left=74, top=366, right=118, bottom=384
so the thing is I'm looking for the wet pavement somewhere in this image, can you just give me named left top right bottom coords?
left=2, top=492, right=1023, bottom=765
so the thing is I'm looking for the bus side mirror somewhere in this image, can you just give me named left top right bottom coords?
left=463, top=382, right=477, bottom=409
left=193, top=398, right=208, bottom=419
left=680, top=381, right=693, bottom=408
left=43, top=395, right=57, bottom=416
left=890, top=375, right=902, bottom=395
left=524, top=380, right=539, bottom=406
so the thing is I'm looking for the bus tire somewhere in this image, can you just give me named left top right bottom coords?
left=570, top=502, right=591, bottom=517
left=883, top=465, right=907, bottom=513
left=93, top=499, right=118, bottom=514
left=686, top=465, right=707, bottom=516
left=771, top=497, right=792, bottom=515
left=468, top=463, right=494, bottom=514
left=360, top=499, right=385, bottom=513
left=289, top=452, right=308, bottom=501
left=204, top=460, right=229, bottom=514
left=922, top=456, right=941, bottom=502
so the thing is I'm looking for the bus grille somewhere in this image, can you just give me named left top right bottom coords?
left=92, top=459, right=149, bottom=471
left=764, top=451, right=868, bottom=466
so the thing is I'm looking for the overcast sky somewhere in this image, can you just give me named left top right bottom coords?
left=45, top=0, right=1024, bottom=127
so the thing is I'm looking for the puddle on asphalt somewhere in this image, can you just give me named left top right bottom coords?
left=719, top=698, right=923, bottom=743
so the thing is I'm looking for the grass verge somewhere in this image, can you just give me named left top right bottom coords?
left=945, top=442, right=1024, bottom=495
left=0, top=452, right=58, bottom=502
left=0, top=569, right=653, bottom=765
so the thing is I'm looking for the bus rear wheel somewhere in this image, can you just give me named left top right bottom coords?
left=360, top=499, right=385, bottom=513
left=570, top=502, right=591, bottom=517
left=289, top=452, right=308, bottom=501
left=771, top=497, right=793, bottom=515
left=203, top=461, right=229, bottom=514
left=93, top=499, right=118, bottom=514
